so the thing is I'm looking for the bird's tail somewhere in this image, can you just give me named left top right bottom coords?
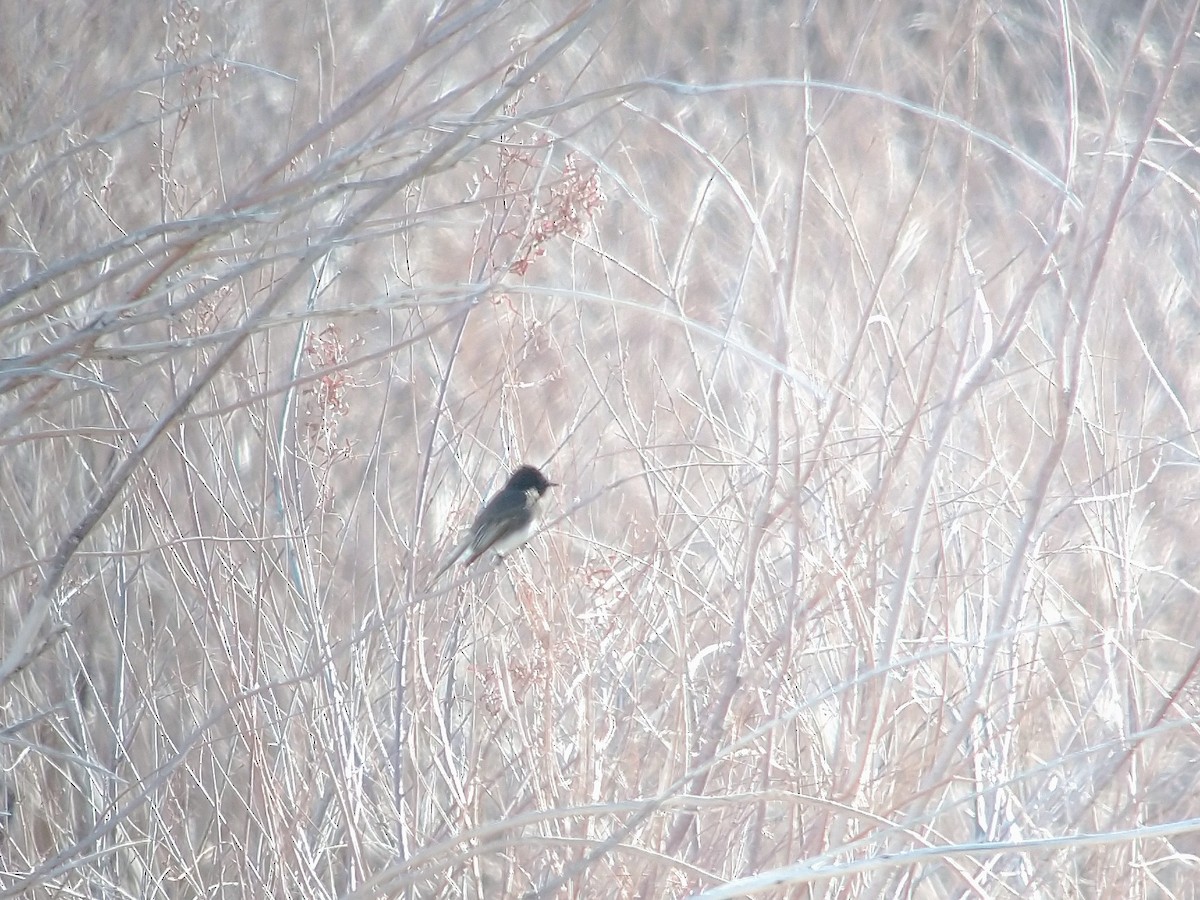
left=432, top=539, right=467, bottom=581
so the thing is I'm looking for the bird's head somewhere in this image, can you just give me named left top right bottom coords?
left=506, top=465, right=557, bottom=495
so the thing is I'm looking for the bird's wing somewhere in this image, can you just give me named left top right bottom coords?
left=434, top=489, right=536, bottom=578
left=459, top=489, right=535, bottom=567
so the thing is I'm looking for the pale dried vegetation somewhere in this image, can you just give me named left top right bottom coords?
left=3, top=0, right=1200, bottom=897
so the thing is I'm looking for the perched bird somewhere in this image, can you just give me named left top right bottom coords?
left=433, top=464, right=558, bottom=580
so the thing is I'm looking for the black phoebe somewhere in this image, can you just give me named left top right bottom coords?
left=433, top=464, right=557, bottom=579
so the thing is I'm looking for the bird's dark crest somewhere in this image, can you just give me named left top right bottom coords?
left=506, top=465, right=555, bottom=493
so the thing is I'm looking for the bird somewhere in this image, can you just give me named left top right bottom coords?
left=433, top=464, right=558, bottom=580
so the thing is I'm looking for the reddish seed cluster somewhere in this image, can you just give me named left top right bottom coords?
left=302, top=323, right=359, bottom=462
left=304, top=324, right=355, bottom=417
left=472, top=649, right=550, bottom=715
left=511, top=152, right=606, bottom=276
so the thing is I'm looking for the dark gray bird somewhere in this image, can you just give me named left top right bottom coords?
left=433, top=465, right=557, bottom=579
